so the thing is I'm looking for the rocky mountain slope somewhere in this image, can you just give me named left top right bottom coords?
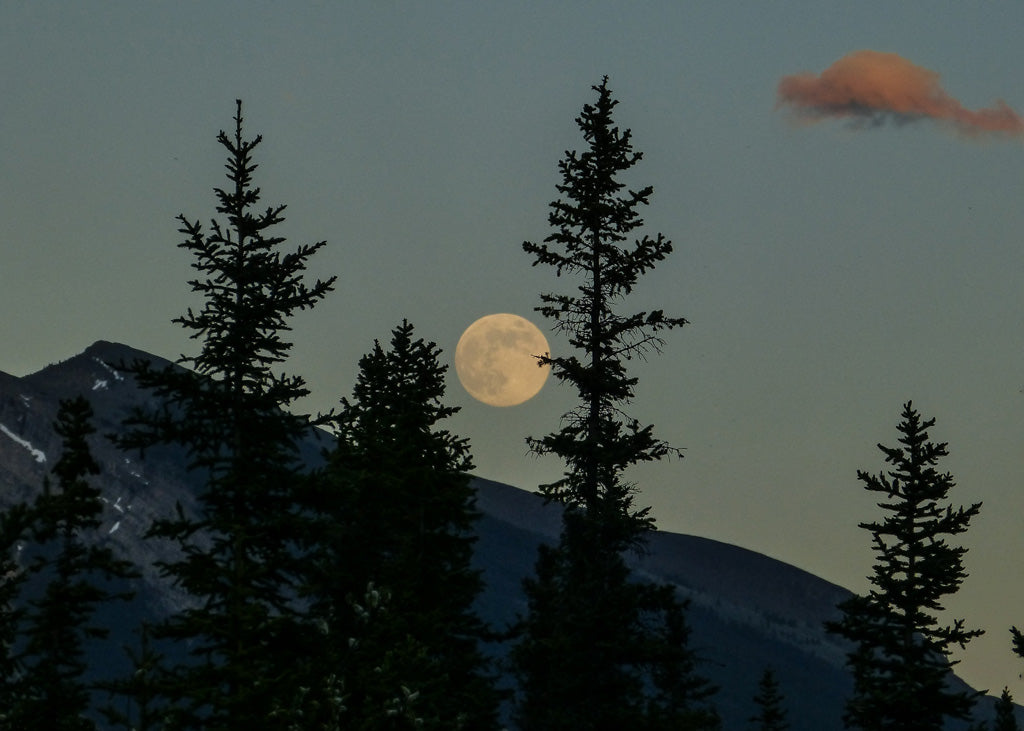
left=0, top=340, right=1007, bottom=729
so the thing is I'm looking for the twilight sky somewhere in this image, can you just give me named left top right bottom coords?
left=2, top=2, right=1022, bottom=694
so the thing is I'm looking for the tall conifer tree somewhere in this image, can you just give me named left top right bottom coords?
left=826, top=401, right=982, bottom=731
left=512, top=77, right=715, bottom=730
left=521, top=77, right=686, bottom=537
left=11, top=396, right=137, bottom=730
left=119, top=101, right=335, bottom=729
left=306, top=320, right=499, bottom=730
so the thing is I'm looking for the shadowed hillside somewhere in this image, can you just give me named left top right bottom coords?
left=0, top=341, right=1012, bottom=729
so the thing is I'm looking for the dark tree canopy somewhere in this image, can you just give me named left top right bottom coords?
left=993, top=687, right=1020, bottom=731
left=322, top=321, right=480, bottom=605
left=513, top=518, right=652, bottom=730
left=305, top=320, right=500, bottom=730
left=512, top=78, right=714, bottom=731
left=523, top=76, right=687, bottom=542
left=0, top=499, right=31, bottom=727
left=748, top=668, right=789, bottom=731
left=10, top=397, right=137, bottom=730
left=644, top=596, right=721, bottom=730
left=826, top=401, right=982, bottom=731
left=119, top=100, right=335, bottom=730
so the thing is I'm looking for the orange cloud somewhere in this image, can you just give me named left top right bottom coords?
left=777, top=50, right=1024, bottom=138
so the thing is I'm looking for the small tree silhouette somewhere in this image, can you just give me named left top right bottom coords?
left=826, top=401, right=982, bottom=730
left=993, top=687, right=1020, bottom=731
left=13, top=397, right=138, bottom=729
left=748, top=668, right=789, bottom=731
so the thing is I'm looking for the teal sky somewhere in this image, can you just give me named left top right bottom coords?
left=3, top=2, right=1022, bottom=694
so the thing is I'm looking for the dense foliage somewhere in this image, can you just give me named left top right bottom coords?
left=0, top=500, right=30, bottom=729
left=992, top=687, right=1020, bottom=731
left=305, top=320, right=500, bottom=729
left=117, top=101, right=336, bottom=729
left=6, top=398, right=137, bottom=730
left=512, top=77, right=717, bottom=731
left=826, top=402, right=982, bottom=731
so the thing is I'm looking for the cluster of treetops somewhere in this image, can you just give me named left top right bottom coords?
left=0, top=80, right=1021, bottom=731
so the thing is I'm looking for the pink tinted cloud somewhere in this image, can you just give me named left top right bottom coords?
left=777, top=50, right=1024, bottom=138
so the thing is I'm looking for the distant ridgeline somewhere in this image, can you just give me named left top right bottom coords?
left=0, top=340, right=1010, bottom=730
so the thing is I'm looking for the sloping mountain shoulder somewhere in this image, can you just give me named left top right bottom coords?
left=471, top=477, right=856, bottom=728
left=0, top=341, right=1006, bottom=730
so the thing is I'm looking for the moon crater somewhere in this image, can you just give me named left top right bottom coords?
left=455, top=314, right=550, bottom=407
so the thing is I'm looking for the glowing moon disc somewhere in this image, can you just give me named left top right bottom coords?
left=455, top=313, right=550, bottom=407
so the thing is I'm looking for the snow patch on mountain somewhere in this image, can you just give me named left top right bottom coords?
left=93, top=356, right=124, bottom=383
left=685, top=580, right=845, bottom=667
left=0, top=424, right=47, bottom=463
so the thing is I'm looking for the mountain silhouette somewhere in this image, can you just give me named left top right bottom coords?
left=0, top=340, right=1008, bottom=729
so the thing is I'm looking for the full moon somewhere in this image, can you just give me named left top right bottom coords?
left=455, top=313, right=551, bottom=407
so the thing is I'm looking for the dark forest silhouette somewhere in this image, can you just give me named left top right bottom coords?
left=0, top=85, right=1015, bottom=731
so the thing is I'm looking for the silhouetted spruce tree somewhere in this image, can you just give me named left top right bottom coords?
left=993, top=687, right=1020, bottom=731
left=10, top=396, right=138, bottom=730
left=511, top=77, right=714, bottom=731
left=826, top=401, right=982, bottom=731
left=304, top=321, right=499, bottom=730
left=118, top=101, right=336, bottom=730
left=645, top=597, right=721, bottom=730
left=748, top=668, right=789, bottom=731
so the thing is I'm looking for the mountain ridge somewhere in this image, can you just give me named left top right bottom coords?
left=0, top=340, right=1009, bottom=729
